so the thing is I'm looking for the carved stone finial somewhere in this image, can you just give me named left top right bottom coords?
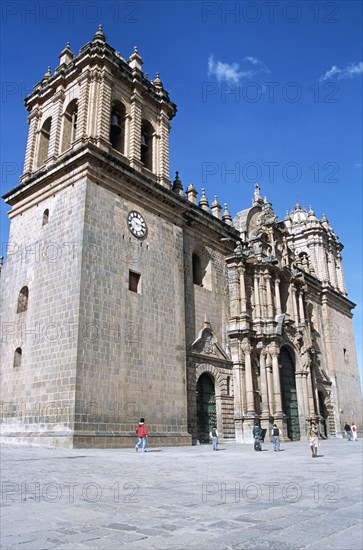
left=199, top=188, right=210, bottom=212
left=153, top=72, right=163, bottom=89
left=59, top=42, right=74, bottom=66
left=172, top=171, right=184, bottom=197
left=93, top=24, right=106, bottom=42
left=253, top=183, right=263, bottom=206
left=128, top=45, right=143, bottom=70
left=42, top=67, right=52, bottom=81
left=211, top=196, right=222, bottom=220
left=222, top=203, right=232, bottom=225
left=186, top=183, right=198, bottom=204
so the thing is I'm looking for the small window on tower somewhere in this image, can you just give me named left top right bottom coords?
left=42, top=209, right=49, bottom=226
left=129, top=271, right=141, bottom=293
left=13, top=348, right=22, bottom=368
left=17, top=286, right=29, bottom=313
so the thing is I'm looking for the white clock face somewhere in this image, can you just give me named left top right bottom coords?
left=127, top=211, right=147, bottom=238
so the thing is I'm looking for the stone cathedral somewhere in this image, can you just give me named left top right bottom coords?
left=1, top=28, right=361, bottom=448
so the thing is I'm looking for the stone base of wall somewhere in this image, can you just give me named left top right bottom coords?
left=1, top=431, right=192, bottom=449
left=1, top=433, right=74, bottom=448
left=73, top=432, right=192, bottom=448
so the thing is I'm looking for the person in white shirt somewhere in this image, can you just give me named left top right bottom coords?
left=351, top=422, right=358, bottom=441
left=271, top=424, right=281, bottom=452
left=209, top=427, right=219, bottom=450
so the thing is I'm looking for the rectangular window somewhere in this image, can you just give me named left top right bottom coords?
left=129, top=271, right=141, bottom=293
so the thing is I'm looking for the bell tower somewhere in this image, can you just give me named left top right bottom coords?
left=21, top=25, right=176, bottom=188
left=1, top=28, right=191, bottom=448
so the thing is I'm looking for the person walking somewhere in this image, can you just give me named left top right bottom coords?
left=308, top=420, right=319, bottom=458
left=344, top=423, right=352, bottom=441
left=209, top=426, right=219, bottom=451
left=253, top=423, right=263, bottom=451
left=271, top=423, right=281, bottom=451
left=135, top=418, right=148, bottom=452
left=351, top=422, right=358, bottom=441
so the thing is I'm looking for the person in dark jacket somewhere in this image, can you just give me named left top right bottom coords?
left=253, top=424, right=263, bottom=451
left=344, top=423, right=352, bottom=441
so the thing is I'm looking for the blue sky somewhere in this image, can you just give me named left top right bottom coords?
left=1, top=1, right=362, bottom=384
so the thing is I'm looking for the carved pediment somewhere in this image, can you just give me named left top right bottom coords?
left=188, top=326, right=230, bottom=361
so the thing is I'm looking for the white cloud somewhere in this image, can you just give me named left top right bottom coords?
left=208, top=55, right=269, bottom=83
left=243, top=56, right=259, bottom=65
left=319, top=62, right=363, bottom=81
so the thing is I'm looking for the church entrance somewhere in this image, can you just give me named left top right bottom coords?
left=318, top=391, right=328, bottom=437
left=196, top=373, right=216, bottom=443
left=279, top=347, right=301, bottom=441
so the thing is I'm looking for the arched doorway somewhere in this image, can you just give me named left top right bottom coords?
left=280, top=347, right=301, bottom=441
left=196, top=373, right=216, bottom=443
left=318, top=391, right=328, bottom=437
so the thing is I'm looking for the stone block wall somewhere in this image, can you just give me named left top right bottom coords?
left=0, top=180, right=87, bottom=446
left=73, top=179, right=191, bottom=446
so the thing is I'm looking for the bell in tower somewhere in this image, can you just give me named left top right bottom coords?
left=110, top=106, right=125, bottom=154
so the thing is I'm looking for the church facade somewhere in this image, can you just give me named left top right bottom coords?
left=1, top=28, right=361, bottom=448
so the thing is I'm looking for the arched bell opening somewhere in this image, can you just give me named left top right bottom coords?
left=110, top=101, right=126, bottom=154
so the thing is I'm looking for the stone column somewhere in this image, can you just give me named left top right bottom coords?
left=269, top=343, right=283, bottom=415
left=274, top=277, right=282, bottom=315
left=242, top=339, right=255, bottom=415
left=291, top=283, right=299, bottom=325
left=96, top=71, right=113, bottom=146
left=265, top=271, right=273, bottom=319
left=295, top=372, right=306, bottom=417
left=158, top=108, right=172, bottom=188
left=230, top=338, right=244, bottom=442
left=229, top=269, right=240, bottom=318
left=295, top=369, right=310, bottom=438
left=239, top=266, right=247, bottom=315
left=233, top=363, right=243, bottom=416
left=302, top=372, right=310, bottom=418
left=336, top=254, right=347, bottom=295
left=47, top=90, right=65, bottom=162
left=22, top=108, right=41, bottom=179
left=315, top=237, right=329, bottom=283
left=266, top=352, right=274, bottom=414
left=259, top=274, right=267, bottom=319
left=77, top=70, right=91, bottom=140
left=309, top=365, right=318, bottom=416
left=307, top=238, right=318, bottom=275
left=328, top=250, right=338, bottom=290
left=129, top=89, right=143, bottom=169
left=259, top=348, right=270, bottom=416
left=253, top=272, right=261, bottom=319
left=298, top=290, right=305, bottom=324
left=124, top=114, right=131, bottom=158
left=86, top=71, right=99, bottom=139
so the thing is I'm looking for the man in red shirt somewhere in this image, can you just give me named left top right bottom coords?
left=135, top=418, right=148, bottom=452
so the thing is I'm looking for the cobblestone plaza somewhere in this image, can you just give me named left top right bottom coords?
left=1, top=439, right=362, bottom=549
